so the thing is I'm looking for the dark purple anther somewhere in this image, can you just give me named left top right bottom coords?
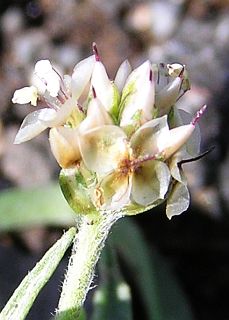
left=179, top=65, right=185, bottom=78
left=92, top=42, right=100, bottom=62
left=149, top=69, right=153, bottom=82
left=92, top=86, right=97, bottom=99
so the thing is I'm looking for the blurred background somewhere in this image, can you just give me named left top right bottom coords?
left=0, top=0, right=228, bottom=319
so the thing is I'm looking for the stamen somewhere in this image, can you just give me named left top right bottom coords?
left=158, top=63, right=165, bottom=85
left=157, top=69, right=160, bottom=84
left=43, top=98, right=59, bottom=111
left=52, top=67, right=70, bottom=100
left=118, top=153, right=156, bottom=175
left=118, top=158, right=131, bottom=175
left=57, top=94, right=65, bottom=104
left=92, top=42, right=100, bottom=61
left=52, top=66, right=63, bottom=80
left=77, top=102, right=84, bottom=113
left=149, top=69, right=153, bottom=82
left=131, top=153, right=156, bottom=170
left=92, top=86, right=97, bottom=98
left=157, top=66, right=160, bottom=84
left=178, top=65, right=185, bottom=78
left=191, top=105, right=207, bottom=126
left=59, top=87, right=68, bottom=100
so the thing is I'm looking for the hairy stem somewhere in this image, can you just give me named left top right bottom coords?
left=55, top=211, right=122, bottom=320
left=0, top=227, right=76, bottom=320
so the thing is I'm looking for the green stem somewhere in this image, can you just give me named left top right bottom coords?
left=55, top=211, right=122, bottom=320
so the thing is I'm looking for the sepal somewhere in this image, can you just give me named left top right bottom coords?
left=59, top=165, right=99, bottom=217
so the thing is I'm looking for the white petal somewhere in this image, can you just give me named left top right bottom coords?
left=176, top=109, right=201, bottom=156
left=63, top=75, right=72, bottom=92
left=53, top=98, right=76, bottom=125
left=14, top=110, right=48, bottom=144
left=79, top=97, right=113, bottom=133
left=38, top=108, right=57, bottom=122
left=156, top=77, right=182, bottom=116
left=49, top=127, right=80, bottom=168
left=166, top=181, right=190, bottom=219
left=71, top=55, right=95, bottom=99
left=35, top=59, right=53, bottom=74
left=31, top=73, right=47, bottom=95
left=79, top=125, right=128, bottom=175
left=114, top=60, right=132, bottom=93
left=130, top=115, right=169, bottom=158
left=124, top=60, right=151, bottom=87
left=45, top=73, right=61, bottom=97
left=34, top=60, right=60, bottom=97
left=12, top=86, right=38, bottom=106
left=152, top=63, right=168, bottom=92
left=120, top=73, right=155, bottom=126
left=120, top=60, right=152, bottom=111
left=119, top=60, right=155, bottom=127
left=160, top=124, right=195, bottom=160
left=41, top=98, right=75, bottom=127
left=132, top=160, right=170, bottom=206
left=91, top=61, right=114, bottom=111
left=168, top=151, right=186, bottom=183
left=94, top=172, right=131, bottom=211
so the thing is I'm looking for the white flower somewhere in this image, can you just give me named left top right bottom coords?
left=49, top=90, right=114, bottom=168
left=165, top=106, right=204, bottom=219
left=79, top=120, right=171, bottom=210
left=34, top=60, right=61, bottom=97
left=78, top=105, right=205, bottom=212
left=12, top=56, right=95, bottom=144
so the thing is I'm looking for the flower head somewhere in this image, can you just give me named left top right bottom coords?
left=13, top=44, right=206, bottom=219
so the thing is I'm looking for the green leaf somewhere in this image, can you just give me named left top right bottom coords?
left=91, top=243, right=133, bottom=320
left=111, top=218, right=194, bottom=320
left=0, top=227, right=76, bottom=320
left=0, top=184, right=75, bottom=232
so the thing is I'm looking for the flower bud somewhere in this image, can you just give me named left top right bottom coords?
left=79, top=91, right=113, bottom=133
left=119, top=61, right=155, bottom=134
left=71, top=55, right=95, bottom=100
left=114, top=59, right=132, bottom=93
left=91, top=44, right=120, bottom=119
left=156, top=76, right=182, bottom=116
left=49, top=127, right=80, bottom=168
